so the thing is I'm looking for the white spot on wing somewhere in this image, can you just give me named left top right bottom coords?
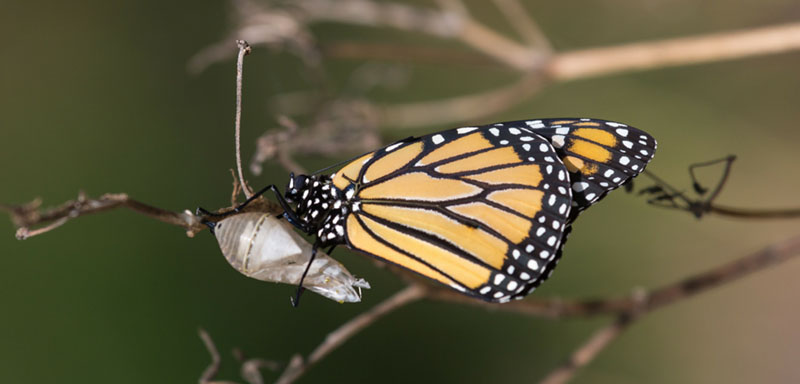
left=573, top=182, right=589, bottom=192
left=526, top=120, right=545, bottom=129
left=457, top=127, right=478, bottom=134
left=551, top=135, right=565, bottom=148
left=432, top=134, right=445, bottom=145
left=385, top=142, right=403, bottom=152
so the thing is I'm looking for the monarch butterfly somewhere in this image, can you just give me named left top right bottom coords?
left=203, top=118, right=656, bottom=305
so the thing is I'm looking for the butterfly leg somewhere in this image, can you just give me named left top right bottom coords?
left=196, top=184, right=309, bottom=232
left=290, top=244, right=338, bottom=307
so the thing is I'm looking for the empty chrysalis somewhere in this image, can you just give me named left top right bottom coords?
left=211, top=211, right=369, bottom=303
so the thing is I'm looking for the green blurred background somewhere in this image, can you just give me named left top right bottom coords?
left=2, top=0, right=800, bottom=383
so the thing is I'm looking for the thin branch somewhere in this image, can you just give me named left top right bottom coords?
left=321, top=42, right=501, bottom=67
left=547, top=22, right=800, bottom=81
left=199, top=328, right=240, bottom=384
left=491, top=0, right=552, bottom=51
left=642, top=164, right=800, bottom=220
left=1, top=193, right=206, bottom=239
left=707, top=205, right=800, bottom=219
left=378, top=72, right=546, bottom=128
left=538, top=315, right=635, bottom=384
left=429, top=233, right=800, bottom=319
left=274, top=284, right=427, bottom=384
left=235, top=40, right=253, bottom=199
left=380, top=21, right=800, bottom=129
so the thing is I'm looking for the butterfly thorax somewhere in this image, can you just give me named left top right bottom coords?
left=284, top=173, right=351, bottom=245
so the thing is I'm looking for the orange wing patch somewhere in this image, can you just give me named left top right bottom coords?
left=572, top=128, right=617, bottom=147
left=356, top=215, right=490, bottom=289
left=486, top=189, right=544, bottom=218
left=359, top=172, right=481, bottom=201
left=417, top=132, right=493, bottom=165
left=448, top=202, right=531, bottom=244
left=568, top=139, right=612, bottom=164
left=363, top=142, right=423, bottom=182
left=362, top=204, right=508, bottom=269
left=436, top=147, right=521, bottom=174
left=563, top=155, right=600, bottom=175
left=346, top=215, right=457, bottom=287
left=332, top=153, right=373, bottom=190
left=463, top=164, right=543, bottom=187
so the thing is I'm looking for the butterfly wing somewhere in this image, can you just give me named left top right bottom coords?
left=333, top=124, right=572, bottom=303
left=520, top=118, right=657, bottom=221
left=493, top=118, right=657, bottom=296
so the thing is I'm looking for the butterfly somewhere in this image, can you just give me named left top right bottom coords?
left=209, top=118, right=656, bottom=304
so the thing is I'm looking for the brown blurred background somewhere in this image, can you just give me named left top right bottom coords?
left=2, top=0, right=800, bottom=383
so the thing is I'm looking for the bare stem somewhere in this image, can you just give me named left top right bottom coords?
left=235, top=40, right=253, bottom=199
left=708, top=205, right=800, bottom=219
left=538, top=315, right=634, bottom=384
left=548, top=22, right=800, bottom=81
left=430, top=233, right=800, bottom=318
left=274, top=284, right=427, bottom=384
left=198, top=328, right=240, bottom=384
left=491, top=0, right=552, bottom=51
left=1, top=193, right=205, bottom=239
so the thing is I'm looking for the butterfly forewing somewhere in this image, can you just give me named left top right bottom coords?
left=335, top=125, right=572, bottom=302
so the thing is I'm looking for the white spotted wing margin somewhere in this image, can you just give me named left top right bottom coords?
left=339, top=124, right=573, bottom=303
left=521, top=118, right=657, bottom=222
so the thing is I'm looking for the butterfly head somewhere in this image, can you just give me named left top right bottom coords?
left=285, top=172, right=310, bottom=204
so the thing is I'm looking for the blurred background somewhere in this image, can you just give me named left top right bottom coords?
left=2, top=0, right=800, bottom=383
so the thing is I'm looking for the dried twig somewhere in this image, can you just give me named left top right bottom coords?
left=538, top=314, right=635, bottom=384
left=490, top=0, right=551, bottom=51
left=1, top=193, right=205, bottom=239
left=641, top=160, right=800, bottom=220
left=429, top=233, right=800, bottom=319
left=547, top=22, right=800, bottom=82
left=274, top=284, right=427, bottom=384
left=235, top=40, right=253, bottom=199
left=199, top=328, right=240, bottom=384
left=381, top=21, right=800, bottom=129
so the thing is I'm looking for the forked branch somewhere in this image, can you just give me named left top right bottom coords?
left=1, top=193, right=205, bottom=239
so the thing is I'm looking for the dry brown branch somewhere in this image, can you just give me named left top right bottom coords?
left=641, top=160, right=800, bottom=220
left=538, top=314, right=635, bottom=384
left=429, top=233, right=800, bottom=319
left=199, top=328, right=240, bottom=384
left=1, top=193, right=206, bottom=239
left=378, top=72, right=546, bottom=128
left=379, top=21, right=800, bottom=129
left=547, top=22, right=800, bottom=82
left=491, top=0, right=551, bottom=51
left=199, top=329, right=280, bottom=384
left=274, top=284, right=427, bottom=384
left=321, top=42, right=499, bottom=67
left=707, top=205, right=800, bottom=219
